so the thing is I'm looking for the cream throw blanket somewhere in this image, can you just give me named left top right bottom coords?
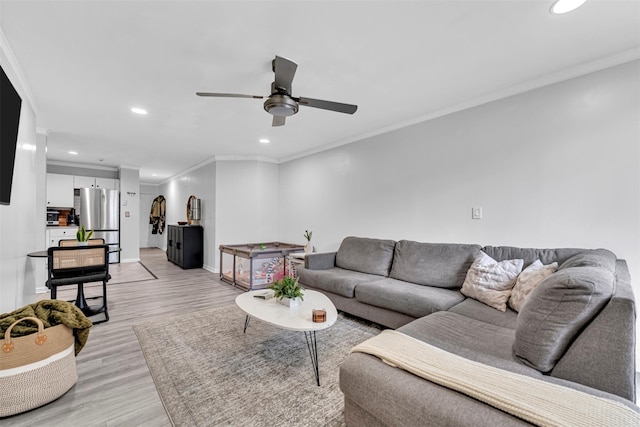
left=350, top=330, right=640, bottom=427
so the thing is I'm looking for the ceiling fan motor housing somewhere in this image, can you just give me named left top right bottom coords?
left=264, top=94, right=299, bottom=117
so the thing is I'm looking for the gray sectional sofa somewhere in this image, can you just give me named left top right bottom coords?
left=297, top=236, right=637, bottom=426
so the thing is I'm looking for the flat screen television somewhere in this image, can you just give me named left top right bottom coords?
left=0, top=64, right=22, bottom=205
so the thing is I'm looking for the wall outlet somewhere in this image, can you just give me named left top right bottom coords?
left=472, top=206, right=483, bottom=219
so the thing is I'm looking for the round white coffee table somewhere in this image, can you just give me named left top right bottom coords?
left=235, top=289, right=338, bottom=386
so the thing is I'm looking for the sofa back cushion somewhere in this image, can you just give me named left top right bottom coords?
left=482, top=246, right=585, bottom=269
left=335, top=236, right=396, bottom=277
left=558, top=248, right=617, bottom=273
left=390, top=241, right=481, bottom=288
left=514, top=265, right=614, bottom=372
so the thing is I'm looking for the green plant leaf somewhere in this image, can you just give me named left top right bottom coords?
left=268, top=276, right=304, bottom=300
left=76, top=224, right=93, bottom=242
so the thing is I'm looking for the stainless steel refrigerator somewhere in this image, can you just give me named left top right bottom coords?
left=79, top=188, right=120, bottom=263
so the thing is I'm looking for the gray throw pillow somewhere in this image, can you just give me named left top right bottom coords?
left=514, top=266, right=614, bottom=372
left=335, top=236, right=396, bottom=276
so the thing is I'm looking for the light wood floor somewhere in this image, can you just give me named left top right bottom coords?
left=5, top=248, right=243, bottom=426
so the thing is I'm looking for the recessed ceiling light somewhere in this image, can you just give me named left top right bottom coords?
left=68, top=151, right=78, bottom=155
left=550, top=0, right=587, bottom=14
left=131, top=107, right=148, bottom=115
left=152, top=173, right=158, bottom=177
left=259, top=138, right=270, bottom=144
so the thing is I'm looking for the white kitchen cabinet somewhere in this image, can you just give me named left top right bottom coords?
left=73, top=175, right=95, bottom=188
left=96, top=178, right=118, bottom=190
left=46, top=227, right=78, bottom=247
left=46, top=174, right=74, bottom=208
left=73, top=176, right=118, bottom=190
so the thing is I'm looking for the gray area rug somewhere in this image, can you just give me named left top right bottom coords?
left=134, top=304, right=381, bottom=427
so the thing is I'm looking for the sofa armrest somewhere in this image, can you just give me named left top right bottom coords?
left=550, top=260, right=636, bottom=402
left=305, top=252, right=337, bottom=270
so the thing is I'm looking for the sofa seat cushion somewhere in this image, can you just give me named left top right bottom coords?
left=335, top=236, right=396, bottom=276
left=354, top=278, right=465, bottom=318
left=514, top=266, right=615, bottom=372
left=297, top=267, right=382, bottom=298
left=389, top=241, right=481, bottom=289
left=397, top=311, right=537, bottom=376
left=342, top=312, right=640, bottom=427
left=447, top=298, right=518, bottom=329
left=341, top=353, right=537, bottom=427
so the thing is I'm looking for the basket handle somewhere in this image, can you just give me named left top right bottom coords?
left=2, top=316, right=48, bottom=353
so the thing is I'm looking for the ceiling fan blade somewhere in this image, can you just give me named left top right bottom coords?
left=273, top=56, right=297, bottom=94
left=272, top=115, right=286, bottom=127
left=196, top=92, right=263, bottom=99
left=297, top=97, right=358, bottom=114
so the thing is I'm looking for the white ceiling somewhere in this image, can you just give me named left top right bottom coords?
left=1, top=1, right=638, bottom=184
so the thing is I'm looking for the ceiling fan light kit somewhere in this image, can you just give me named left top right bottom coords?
left=197, top=55, right=357, bottom=127
left=550, top=0, right=587, bottom=14
left=264, top=94, right=298, bottom=117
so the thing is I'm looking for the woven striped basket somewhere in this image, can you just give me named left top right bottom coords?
left=0, top=317, right=77, bottom=417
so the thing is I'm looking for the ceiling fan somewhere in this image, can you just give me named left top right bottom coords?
left=196, top=56, right=358, bottom=127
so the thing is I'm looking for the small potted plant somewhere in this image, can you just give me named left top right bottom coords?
left=304, top=229, right=312, bottom=254
left=76, top=224, right=94, bottom=245
left=269, top=276, right=304, bottom=308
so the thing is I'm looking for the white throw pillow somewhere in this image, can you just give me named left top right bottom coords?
left=461, top=252, right=524, bottom=312
left=509, top=260, right=558, bottom=312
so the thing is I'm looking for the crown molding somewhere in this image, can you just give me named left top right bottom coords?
left=213, top=155, right=278, bottom=164
left=279, top=49, right=640, bottom=164
left=47, top=160, right=118, bottom=172
left=157, top=155, right=279, bottom=186
left=158, top=156, right=217, bottom=186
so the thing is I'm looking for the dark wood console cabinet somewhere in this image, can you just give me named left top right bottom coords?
left=167, top=225, right=203, bottom=269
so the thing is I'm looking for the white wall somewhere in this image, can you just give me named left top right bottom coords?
left=156, top=158, right=280, bottom=272
left=0, top=36, right=45, bottom=313
left=279, top=60, right=640, bottom=296
left=140, top=183, right=159, bottom=248
left=119, top=166, right=140, bottom=262
left=213, top=160, right=280, bottom=271
left=158, top=161, right=216, bottom=270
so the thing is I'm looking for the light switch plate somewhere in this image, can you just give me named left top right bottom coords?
left=472, top=206, right=483, bottom=219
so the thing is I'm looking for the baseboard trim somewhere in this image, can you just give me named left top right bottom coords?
left=203, top=264, right=219, bottom=274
